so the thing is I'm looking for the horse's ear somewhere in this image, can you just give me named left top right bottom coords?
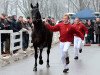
left=31, top=3, right=33, bottom=9
left=36, top=3, right=39, bottom=8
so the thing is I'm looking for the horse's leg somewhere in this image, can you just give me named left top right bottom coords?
left=39, top=48, right=43, bottom=65
left=33, top=46, right=38, bottom=71
left=46, top=45, right=51, bottom=68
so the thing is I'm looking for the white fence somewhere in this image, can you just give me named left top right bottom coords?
left=10, top=31, right=23, bottom=52
left=0, top=30, right=32, bottom=55
left=0, top=30, right=59, bottom=55
left=0, top=30, right=13, bottom=55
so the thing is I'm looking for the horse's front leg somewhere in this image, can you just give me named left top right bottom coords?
left=33, top=47, right=38, bottom=71
left=46, top=46, right=51, bottom=68
left=39, top=48, right=43, bottom=65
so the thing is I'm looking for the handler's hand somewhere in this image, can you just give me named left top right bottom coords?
left=44, top=19, right=49, bottom=25
left=85, top=34, right=87, bottom=37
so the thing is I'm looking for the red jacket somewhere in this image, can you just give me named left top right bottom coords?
left=46, top=22, right=84, bottom=42
left=72, top=22, right=88, bottom=37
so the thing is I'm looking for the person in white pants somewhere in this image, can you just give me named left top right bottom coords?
left=74, top=36, right=82, bottom=59
left=73, top=18, right=88, bottom=59
left=60, top=42, right=71, bottom=71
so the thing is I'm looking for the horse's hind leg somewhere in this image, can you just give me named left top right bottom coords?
left=33, top=47, right=38, bottom=71
left=46, top=46, right=51, bottom=68
left=39, top=48, right=43, bottom=65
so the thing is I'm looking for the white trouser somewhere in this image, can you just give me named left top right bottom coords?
left=74, top=36, right=82, bottom=57
left=60, top=42, right=71, bottom=69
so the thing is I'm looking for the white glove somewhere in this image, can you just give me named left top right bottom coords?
left=82, top=40, right=85, bottom=45
left=85, top=34, right=87, bottom=37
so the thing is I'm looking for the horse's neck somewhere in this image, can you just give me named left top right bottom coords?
left=34, top=20, right=44, bottom=30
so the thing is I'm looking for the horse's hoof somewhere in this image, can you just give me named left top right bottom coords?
left=46, top=64, right=50, bottom=68
left=39, top=60, right=43, bottom=65
left=33, top=67, right=37, bottom=71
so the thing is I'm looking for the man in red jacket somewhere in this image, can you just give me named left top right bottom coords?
left=73, top=17, right=88, bottom=60
left=45, top=14, right=84, bottom=73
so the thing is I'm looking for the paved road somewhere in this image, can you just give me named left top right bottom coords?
left=0, top=44, right=100, bottom=75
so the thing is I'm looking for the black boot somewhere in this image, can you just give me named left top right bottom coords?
left=66, top=57, right=69, bottom=64
left=63, top=68, right=69, bottom=73
left=79, top=48, right=82, bottom=53
left=74, top=56, right=78, bottom=60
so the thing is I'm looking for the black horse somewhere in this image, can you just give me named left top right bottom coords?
left=31, top=3, right=53, bottom=71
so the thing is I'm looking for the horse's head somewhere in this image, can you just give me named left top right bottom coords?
left=31, top=3, right=41, bottom=21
